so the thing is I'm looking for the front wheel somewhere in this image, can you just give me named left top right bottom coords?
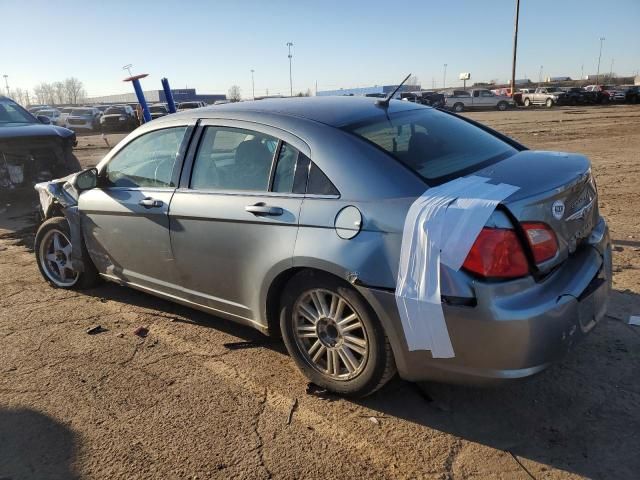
left=35, top=217, right=99, bottom=290
left=545, top=98, right=554, bottom=108
left=280, top=271, right=395, bottom=397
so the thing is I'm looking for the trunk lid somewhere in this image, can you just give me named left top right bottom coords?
left=476, top=150, right=599, bottom=272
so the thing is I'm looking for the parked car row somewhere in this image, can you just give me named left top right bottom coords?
left=516, top=84, right=637, bottom=108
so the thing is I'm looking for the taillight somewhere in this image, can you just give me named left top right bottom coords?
left=462, top=228, right=529, bottom=278
left=522, top=222, right=558, bottom=263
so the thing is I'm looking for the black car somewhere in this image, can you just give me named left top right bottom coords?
left=560, top=87, right=588, bottom=105
left=400, top=91, right=446, bottom=108
left=625, top=86, right=639, bottom=104
left=99, top=105, right=138, bottom=131
left=0, top=96, right=80, bottom=193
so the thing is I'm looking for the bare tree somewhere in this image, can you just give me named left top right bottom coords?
left=7, top=88, right=26, bottom=105
left=64, top=77, right=86, bottom=104
left=228, top=85, right=241, bottom=102
left=54, top=81, right=66, bottom=104
left=33, top=84, right=46, bottom=104
left=296, top=89, right=312, bottom=97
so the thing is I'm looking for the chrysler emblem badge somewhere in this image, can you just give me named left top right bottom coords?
left=552, top=200, right=565, bottom=220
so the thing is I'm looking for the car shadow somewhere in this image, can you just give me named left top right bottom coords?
left=0, top=407, right=79, bottom=479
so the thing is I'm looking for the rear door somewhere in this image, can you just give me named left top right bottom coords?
left=79, top=123, right=193, bottom=290
left=168, top=120, right=309, bottom=325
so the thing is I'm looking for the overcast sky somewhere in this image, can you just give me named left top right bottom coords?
left=2, top=0, right=639, bottom=98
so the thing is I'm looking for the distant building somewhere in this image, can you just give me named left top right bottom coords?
left=86, top=88, right=225, bottom=104
left=317, top=84, right=421, bottom=98
left=545, top=76, right=572, bottom=82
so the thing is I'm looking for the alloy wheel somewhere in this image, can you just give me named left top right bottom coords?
left=293, top=289, right=369, bottom=380
left=38, top=229, right=78, bottom=287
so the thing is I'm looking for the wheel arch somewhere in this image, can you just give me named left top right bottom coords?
left=262, top=260, right=363, bottom=337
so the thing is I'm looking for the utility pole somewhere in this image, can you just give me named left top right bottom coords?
left=581, top=63, right=584, bottom=80
left=286, top=42, right=294, bottom=97
left=315, top=80, right=317, bottom=96
left=251, top=69, right=255, bottom=100
left=2, top=75, right=9, bottom=96
left=510, top=0, right=520, bottom=97
left=596, top=37, right=605, bottom=84
left=442, top=64, right=447, bottom=90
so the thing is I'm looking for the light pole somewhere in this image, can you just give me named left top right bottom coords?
left=251, top=69, right=255, bottom=100
left=286, top=42, right=294, bottom=97
left=596, top=37, right=605, bottom=84
left=2, top=75, right=9, bottom=96
left=510, top=0, right=520, bottom=97
left=538, top=65, right=544, bottom=84
left=442, top=64, right=447, bottom=89
left=122, top=64, right=133, bottom=77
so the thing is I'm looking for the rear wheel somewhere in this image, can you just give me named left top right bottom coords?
left=35, top=217, right=99, bottom=290
left=280, top=271, right=395, bottom=397
left=497, top=101, right=508, bottom=111
left=524, top=98, right=531, bottom=107
left=452, top=103, right=464, bottom=113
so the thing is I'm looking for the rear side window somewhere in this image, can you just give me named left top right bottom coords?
left=344, top=109, right=516, bottom=183
left=272, top=143, right=298, bottom=193
left=191, top=126, right=277, bottom=191
left=307, top=160, right=339, bottom=196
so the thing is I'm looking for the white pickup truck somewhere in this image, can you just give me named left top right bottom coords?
left=445, top=89, right=514, bottom=112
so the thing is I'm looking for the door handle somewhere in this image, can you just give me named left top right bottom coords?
left=139, top=197, right=163, bottom=208
left=245, top=203, right=283, bottom=216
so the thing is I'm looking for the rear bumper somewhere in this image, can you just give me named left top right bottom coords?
left=358, top=216, right=612, bottom=385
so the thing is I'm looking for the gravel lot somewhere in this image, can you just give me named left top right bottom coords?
left=1, top=105, right=639, bottom=479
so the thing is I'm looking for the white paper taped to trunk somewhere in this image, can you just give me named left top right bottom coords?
left=395, top=176, right=519, bottom=357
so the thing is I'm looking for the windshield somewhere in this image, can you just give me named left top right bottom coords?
left=179, top=103, right=198, bottom=109
left=546, top=87, right=562, bottom=92
left=343, top=108, right=516, bottom=183
left=0, top=98, right=37, bottom=125
left=105, top=107, right=126, bottom=115
left=38, top=110, right=56, bottom=116
left=150, top=106, right=167, bottom=113
left=72, top=109, right=93, bottom=116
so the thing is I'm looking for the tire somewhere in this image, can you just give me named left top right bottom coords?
left=452, top=103, right=464, bottom=113
left=35, top=217, right=100, bottom=290
left=545, top=98, right=554, bottom=108
left=524, top=98, right=531, bottom=107
left=497, top=101, right=508, bottom=111
left=280, top=271, right=396, bottom=397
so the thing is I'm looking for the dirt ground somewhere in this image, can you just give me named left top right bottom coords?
left=1, top=105, right=639, bottom=480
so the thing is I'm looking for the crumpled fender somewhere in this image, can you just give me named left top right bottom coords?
left=34, top=174, right=85, bottom=272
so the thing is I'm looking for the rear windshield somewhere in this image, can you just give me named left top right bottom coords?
left=73, top=109, right=92, bottom=115
left=343, top=108, right=517, bottom=183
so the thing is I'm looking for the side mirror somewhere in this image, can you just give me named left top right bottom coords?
left=75, top=168, right=98, bottom=191
left=37, top=115, right=51, bottom=125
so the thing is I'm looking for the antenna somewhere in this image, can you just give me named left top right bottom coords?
left=377, top=73, right=412, bottom=108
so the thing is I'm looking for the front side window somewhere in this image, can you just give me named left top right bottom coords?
left=191, top=127, right=277, bottom=191
left=0, top=98, right=35, bottom=124
left=105, top=126, right=187, bottom=188
left=344, top=109, right=517, bottom=183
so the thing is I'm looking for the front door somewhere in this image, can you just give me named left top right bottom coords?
left=169, top=123, right=307, bottom=326
left=80, top=125, right=189, bottom=290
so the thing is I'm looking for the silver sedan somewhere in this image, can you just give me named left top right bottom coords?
left=34, top=97, right=612, bottom=397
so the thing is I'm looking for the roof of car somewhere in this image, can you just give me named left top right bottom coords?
left=182, top=96, right=425, bottom=127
